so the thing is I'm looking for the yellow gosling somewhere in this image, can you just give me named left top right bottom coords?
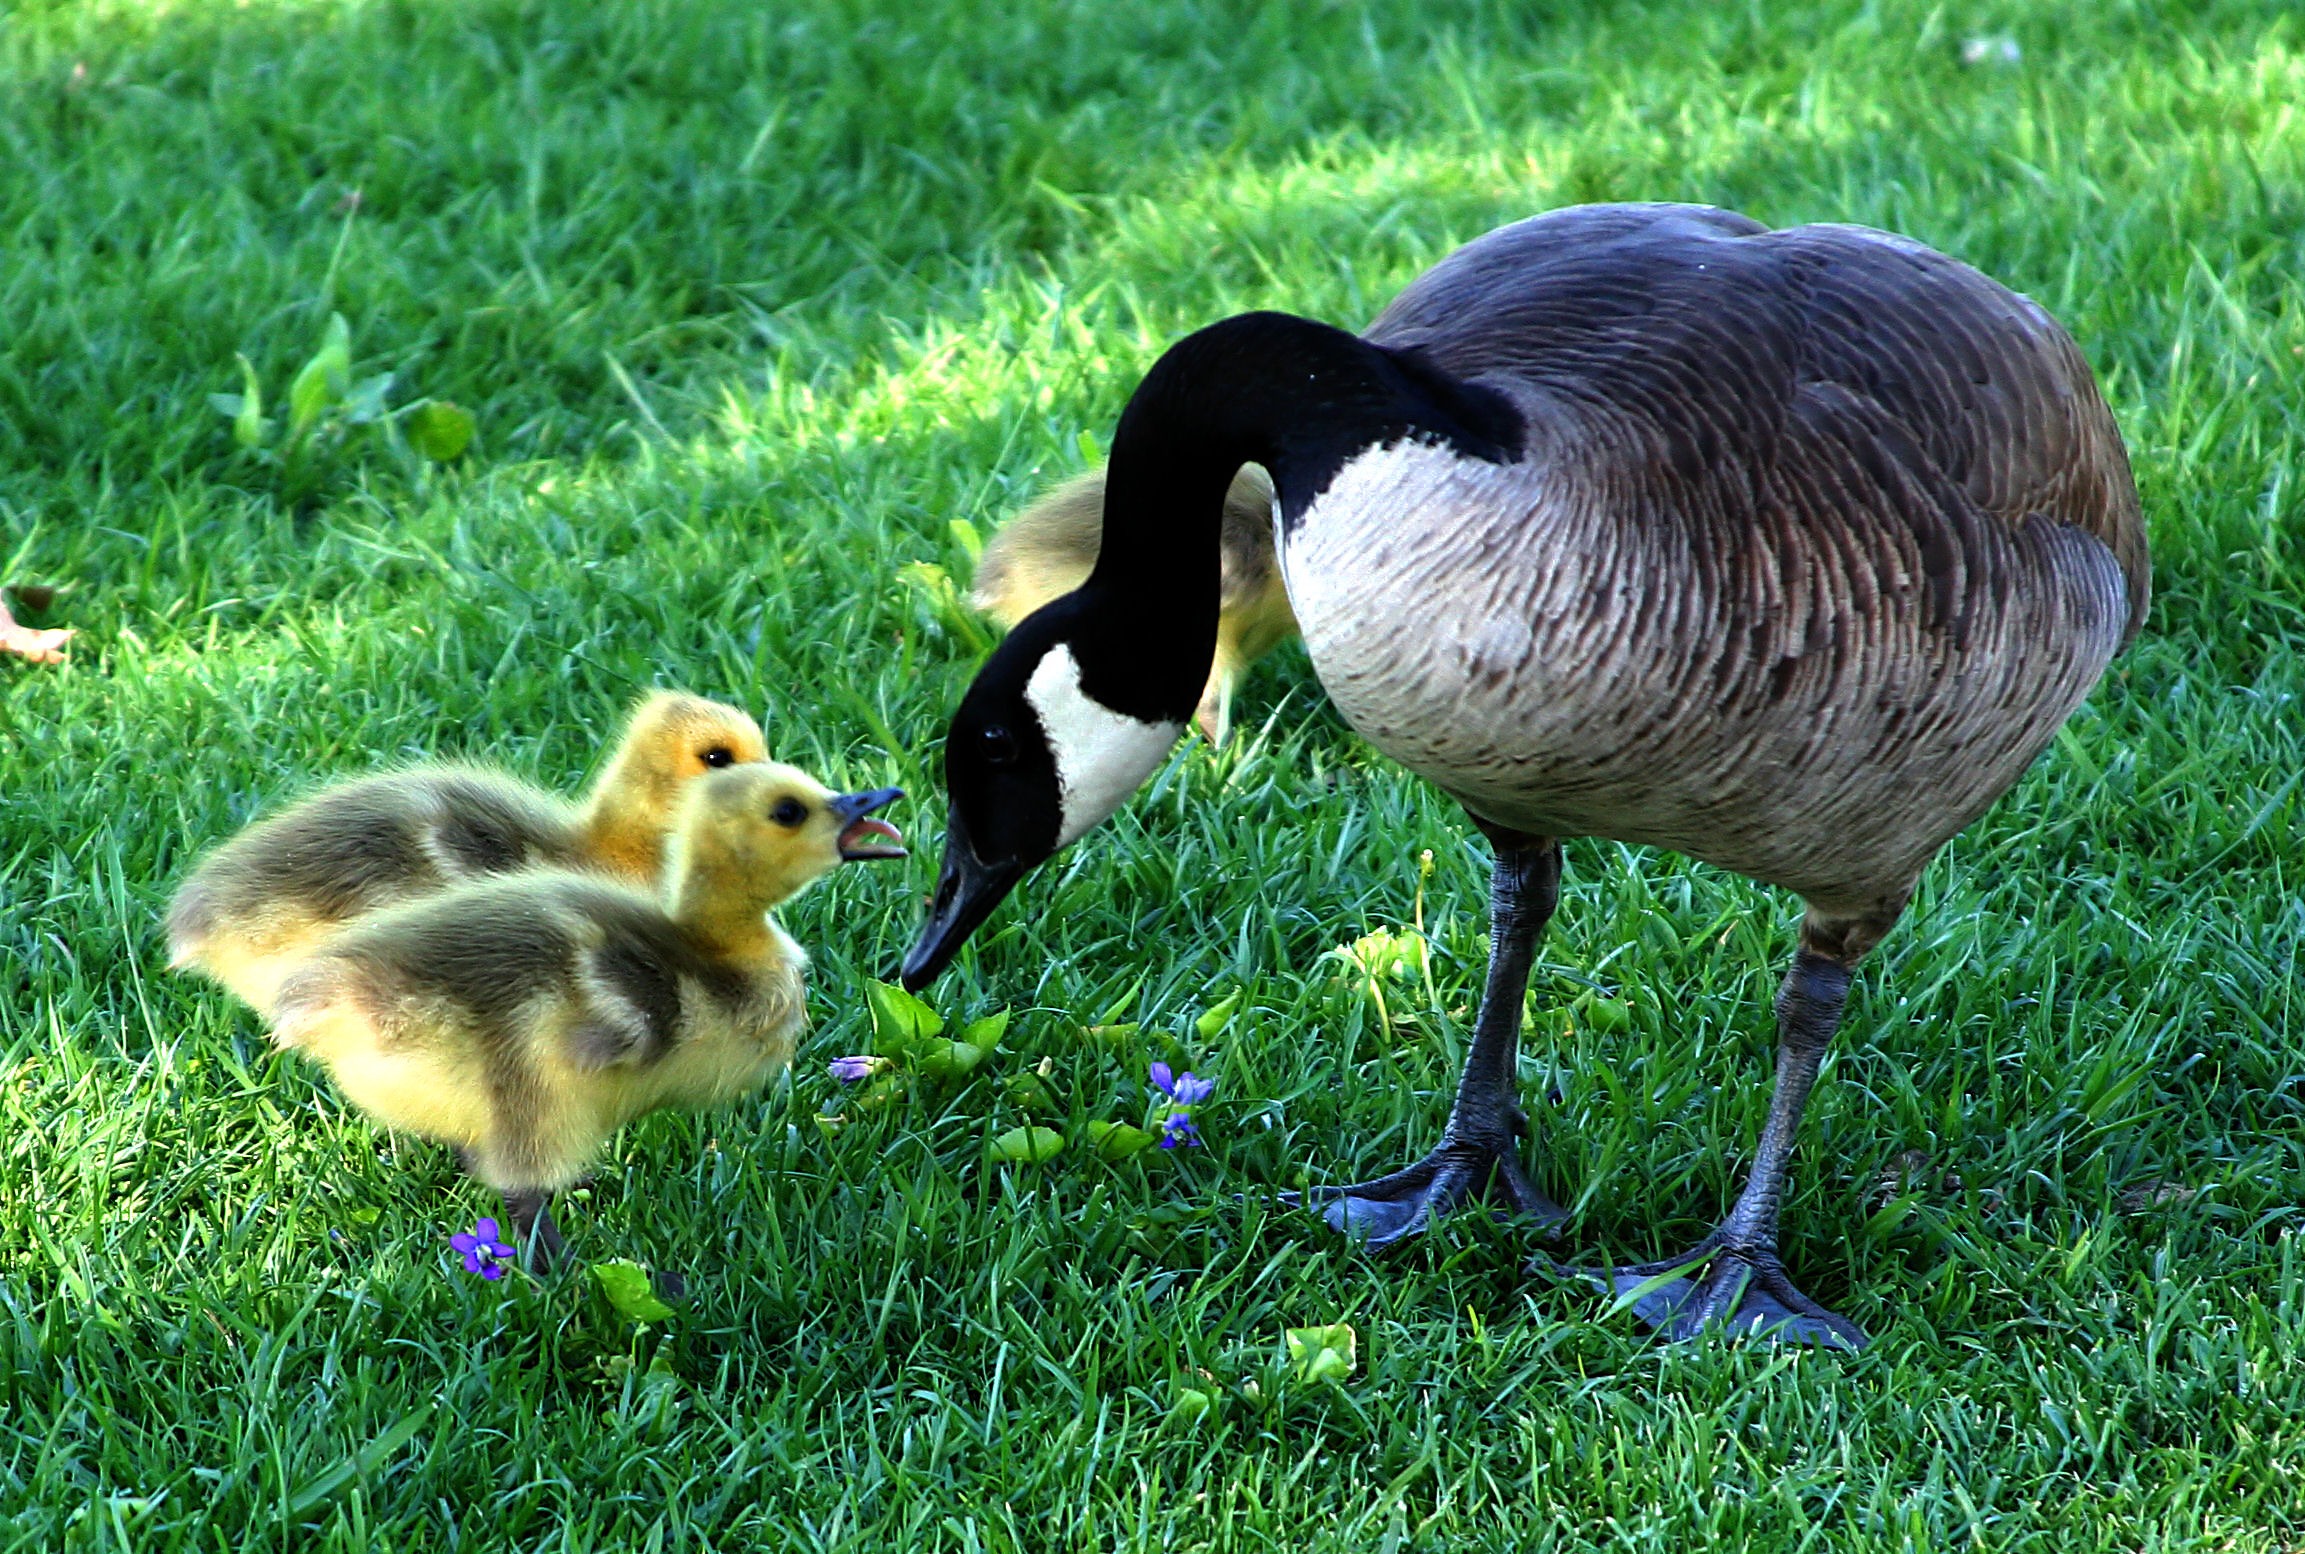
left=269, top=762, right=904, bottom=1268
left=166, top=691, right=768, bottom=1012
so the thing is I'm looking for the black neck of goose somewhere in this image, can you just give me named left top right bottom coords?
left=1075, top=310, right=1522, bottom=723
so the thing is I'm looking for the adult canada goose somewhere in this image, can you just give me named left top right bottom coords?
left=270, top=762, right=905, bottom=1268
left=972, top=466, right=1298, bottom=744
left=167, top=691, right=768, bottom=1012
left=899, top=204, right=2148, bottom=1349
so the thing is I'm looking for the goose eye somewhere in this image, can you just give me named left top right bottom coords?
left=770, top=798, right=807, bottom=827
left=980, top=725, right=1017, bottom=767
left=700, top=745, right=736, bottom=769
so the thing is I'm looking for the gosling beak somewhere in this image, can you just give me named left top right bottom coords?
left=829, top=787, right=907, bottom=862
left=899, top=806, right=1021, bottom=991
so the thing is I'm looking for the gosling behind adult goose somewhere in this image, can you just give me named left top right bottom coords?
left=270, top=763, right=905, bottom=1266
left=167, top=691, right=768, bottom=1012
left=901, top=204, right=2148, bottom=1350
left=972, top=466, right=1297, bottom=744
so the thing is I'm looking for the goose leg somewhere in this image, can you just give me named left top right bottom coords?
left=1286, top=836, right=1567, bottom=1245
left=1576, top=947, right=1867, bottom=1350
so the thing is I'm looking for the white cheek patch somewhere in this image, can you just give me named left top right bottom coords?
left=1025, top=646, right=1184, bottom=846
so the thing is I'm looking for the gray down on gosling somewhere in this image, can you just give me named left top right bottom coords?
left=906, top=203, right=2149, bottom=1351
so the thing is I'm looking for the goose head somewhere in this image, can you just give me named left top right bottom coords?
left=899, top=310, right=1523, bottom=991
left=902, top=595, right=1194, bottom=989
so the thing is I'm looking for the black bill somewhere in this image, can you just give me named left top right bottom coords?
left=899, top=807, right=1023, bottom=991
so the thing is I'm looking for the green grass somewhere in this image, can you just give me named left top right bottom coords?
left=3, top=0, right=2303, bottom=1546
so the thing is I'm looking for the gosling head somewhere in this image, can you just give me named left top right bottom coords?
left=612, top=690, right=770, bottom=786
left=901, top=599, right=1191, bottom=990
left=582, top=692, right=773, bottom=873
left=665, top=761, right=906, bottom=920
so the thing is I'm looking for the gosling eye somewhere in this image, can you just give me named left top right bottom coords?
left=980, top=725, right=1017, bottom=767
left=700, top=745, right=736, bottom=769
left=770, top=797, right=808, bottom=827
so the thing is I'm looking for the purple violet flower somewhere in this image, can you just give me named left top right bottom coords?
left=1148, top=1064, right=1214, bottom=1107
left=1149, top=1062, right=1213, bottom=1149
left=829, top=1055, right=882, bottom=1084
left=450, top=1216, right=516, bottom=1280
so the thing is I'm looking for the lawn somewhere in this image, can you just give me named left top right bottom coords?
left=3, top=0, right=2303, bottom=1546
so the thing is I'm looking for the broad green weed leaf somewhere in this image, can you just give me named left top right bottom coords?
left=287, top=356, right=332, bottom=440
left=948, top=517, right=983, bottom=563
left=1167, top=1386, right=1213, bottom=1425
left=899, top=560, right=952, bottom=594
left=636, top=1351, right=682, bottom=1411
left=1333, top=927, right=1428, bottom=982
left=897, top=561, right=991, bottom=655
left=315, top=311, right=352, bottom=394
left=229, top=354, right=268, bottom=449
left=407, top=399, right=474, bottom=460
left=917, top=1040, right=988, bottom=1083
left=987, top=1126, right=1064, bottom=1165
left=850, top=1072, right=903, bottom=1112
left=1196, top=991, right=1243, bottom=1038
left=590, top=1259, right=675, bottom=1323
left=1003, top=1072, right=1056, bottom=1112
left=1088, top=1120, right=1154, bottom=1160
left=1284, top=1324, right=1358, bottom=1384
left=286, top=314, right=353, bottom=440
left=867, top=980, right=944, bottom=1053
left=1577, top=994, right=1630, bottom=1033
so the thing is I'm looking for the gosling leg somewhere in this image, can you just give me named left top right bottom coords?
left=455, top=1145, right=568, bottom=1274
left=499, top=1187, right=568, bottom=1274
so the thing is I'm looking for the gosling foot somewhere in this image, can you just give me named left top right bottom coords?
left=1571, top=1239, right=1867, bottom=1351
left=1284, top=1137, right=1566, bottom=1248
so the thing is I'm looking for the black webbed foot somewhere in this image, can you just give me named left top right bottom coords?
left=1563, top=1238, right=1867, bottom=1351
left=1284, top=1136, right=1566, bottom=1248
